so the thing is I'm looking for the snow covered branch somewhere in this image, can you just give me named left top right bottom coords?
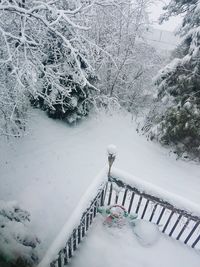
left=0, top=0, right=101, bottom=135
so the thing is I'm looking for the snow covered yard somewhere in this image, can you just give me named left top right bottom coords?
left=1, top=109, right=200, bottom=259
left=69, top=215, right=200, bottom=267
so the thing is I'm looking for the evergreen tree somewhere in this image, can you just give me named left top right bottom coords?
left=31, top=30, right=96, bottom=124
left=144, top=0, right=200, bottom=159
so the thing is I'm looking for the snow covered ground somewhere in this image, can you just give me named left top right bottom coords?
left=1, top=109, right=200, bottom=258
left=69, top=215, right=200, bottom=267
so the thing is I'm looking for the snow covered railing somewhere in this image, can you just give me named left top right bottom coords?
left=39, top=146, right=200, bottom=267
left=106, top=168, right=200, bottom=250
left=38, top=169, right=108, bottom=267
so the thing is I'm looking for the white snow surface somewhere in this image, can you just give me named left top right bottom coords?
left=1, top=109, right=200, bottom=258
left=69, top=215, right=200, bottom=267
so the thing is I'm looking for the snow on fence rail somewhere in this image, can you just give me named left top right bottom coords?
left=37, top=168, right=108, bottom=267
left=107, top=169, right=200, bottom=250
left=38, top=148, right=200, bottom=267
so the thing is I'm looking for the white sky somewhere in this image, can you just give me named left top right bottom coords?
left=147, top=0, right=183, bottom=32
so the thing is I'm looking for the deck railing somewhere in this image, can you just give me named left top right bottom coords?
left=49, top=185, right=106, bottom=267
left=40, top=148, right=200, bottom=267
left=106, top=176, right=200, bottom=250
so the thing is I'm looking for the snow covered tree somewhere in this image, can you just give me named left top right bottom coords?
left=143, top=0, right=200, bottom=159
left=31, top=28, right=96, bottom=124
left=87, top=0, right=162, bottom=115
left=0, top=201, right=40, bottom=267
left=0, top=0, right=99, bottom=137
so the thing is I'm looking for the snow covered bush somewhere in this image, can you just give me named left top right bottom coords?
left=143, top=0, right=200, bottom=159
left=0, top=201, right=40, bottom=267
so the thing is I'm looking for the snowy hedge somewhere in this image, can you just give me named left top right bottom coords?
left=0, top=201, right=40, bottom=267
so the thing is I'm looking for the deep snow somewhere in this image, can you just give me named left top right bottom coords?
left=1, top=109, right=200, bottom=258
left=69, top=216, right=200, bottom=267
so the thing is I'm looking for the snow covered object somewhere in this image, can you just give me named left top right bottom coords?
left=133, top=219, right=159, bottom=246
left=98, top=205, right=137, bottom=228
left=107, top=144, right=117, bottom=157
left=144, top=0, right=200, bottom=159
left=98, top=205, right=159, bottom=246
left=0, top=201, right=40, bottom=267
left=107, top=145, right=117, bottom=177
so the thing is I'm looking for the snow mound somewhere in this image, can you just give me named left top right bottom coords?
left=133, top=220, right=159, bottom=246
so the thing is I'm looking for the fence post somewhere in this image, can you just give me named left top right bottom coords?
left=107, top=144, right=117, bottom=179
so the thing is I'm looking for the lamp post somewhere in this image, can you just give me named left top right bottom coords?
left=107, top=144, right=117, bottom=179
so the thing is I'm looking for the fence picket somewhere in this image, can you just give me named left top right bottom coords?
left=122, top=188, right=128, bottom=206
left=141, top=199, right=150, bottom=219
left=128, top=192, right=135, bottom=213
left=162, top=211, right=174, bottom=233
left=156, top=207, right=165, bottom=225
left=176, top=219, right=190, bottom=240
left=184, top=222, right=200, bottom=244
left=58, top=252, right=62, bottom=267
left=192, top=234, right=200, bottom=248
left=108, top=183, right=113, bottom=205
left=169, top=215, right=182, bottom=237
left=135, top=196, right=143, bottom=214
left=64, top=246, right=69, bottom=265
left=149, top=203, right=158, bottom=222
